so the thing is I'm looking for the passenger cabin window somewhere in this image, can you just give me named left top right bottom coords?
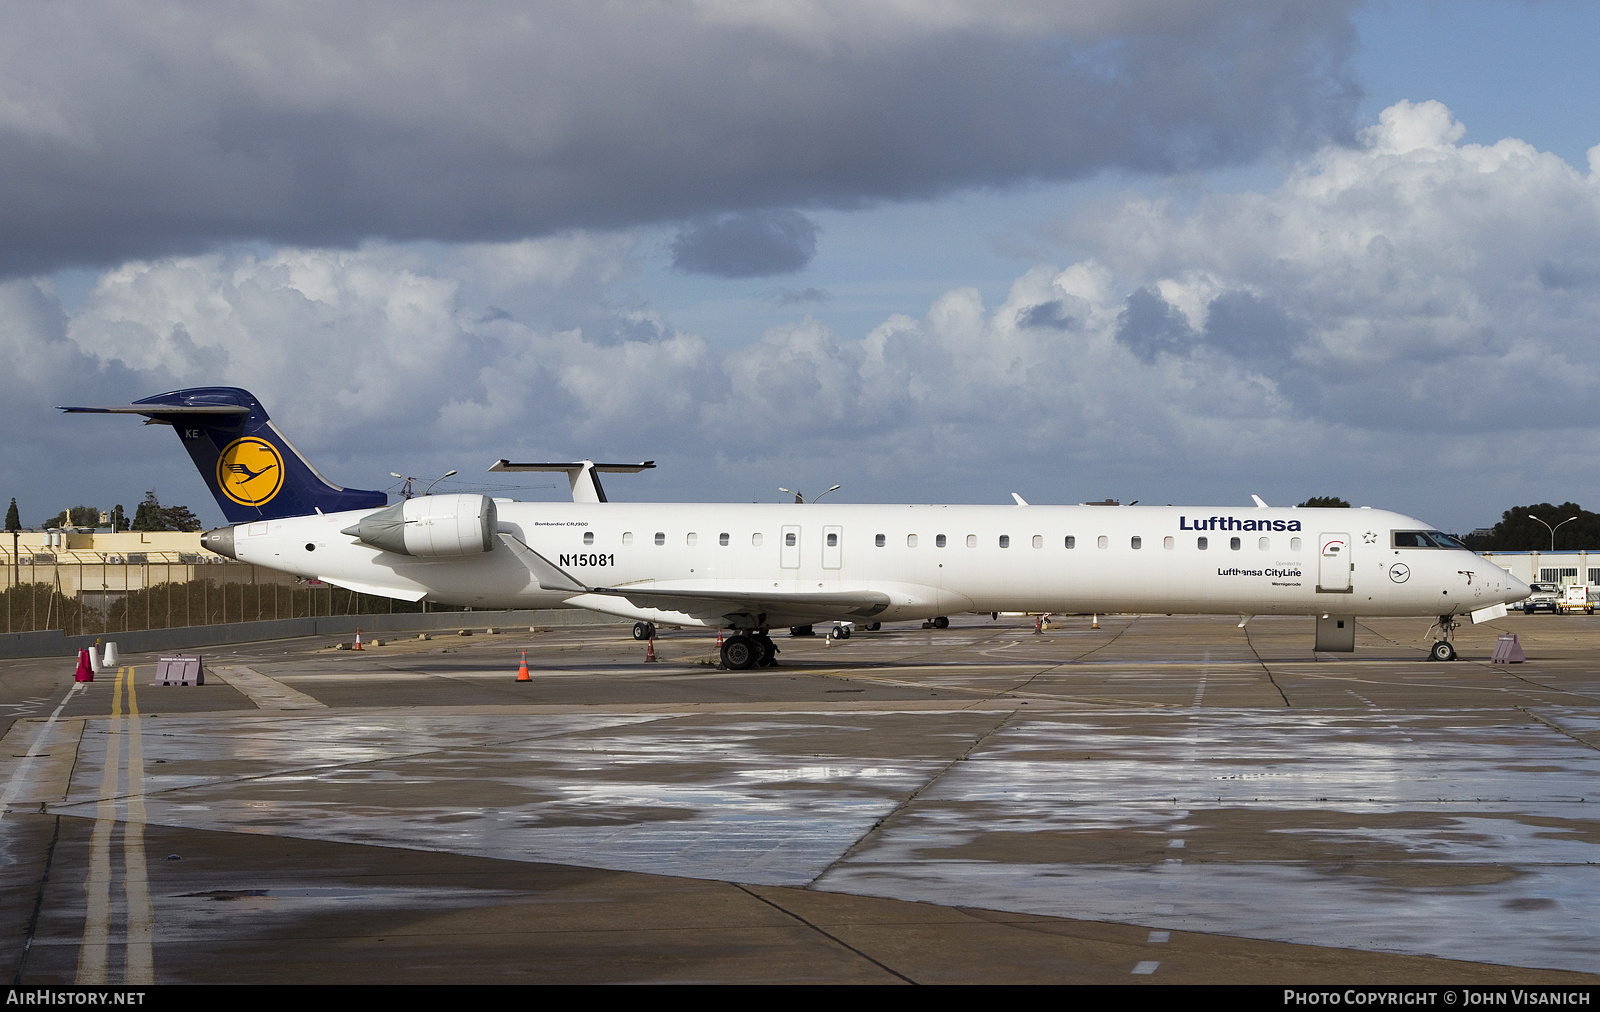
left=875, top=534, right=886, bottom=547
left=1258, top=537, right=1269, bottom=550
left=936, top=534, right=946, bottom=548
left=1163, top=536, right=1174, bottom=549
left=907, top=534, right=918, bottom=547
left=686, top=532, right=697, bottom=546
left=719, top=533, right=729, bottom=546
left=654, top=532, right=665, bottom=546
left=785, top=532, right=796, bottom=547
left=1064, top=536, right=1076, bottom=549
left=583, top=532, right=594, bottom=545
left=1290, top=537, right=1301, bottom=551
left=752, top=533, right=763, bottom=547
left=827, top=533, right=838, bottom=547
left=967, top=534, right=977, bottom=547
left=1197, top=537, right=1208, bottom=550
left=1230, top=537, right=1241, bottom=550
left=1032, top=535, right=1043, bottom=549
left=1097, top=536, right=1108, bottom=549
left=1131, top=536, right=1142, bottom=549
left=999, top=535, right=1010, bottom=548
left=622, top=532, right=634, bottom=546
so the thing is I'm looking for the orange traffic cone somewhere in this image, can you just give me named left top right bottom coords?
left=645, top=637, right=658, bottom=662
left=516, top=650, right=531, bottom=682
left=1092, top=613, right=1099, bottom=629
left=354, top=627, right=363, bottom=650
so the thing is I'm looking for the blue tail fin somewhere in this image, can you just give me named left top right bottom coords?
left=62, top=387, right=388, bottom=523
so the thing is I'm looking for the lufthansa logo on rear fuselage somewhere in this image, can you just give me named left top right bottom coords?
left=217, top=437, right=284, bottom=506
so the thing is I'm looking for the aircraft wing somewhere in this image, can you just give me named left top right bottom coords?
left=497, top=534, right=891, bottom=623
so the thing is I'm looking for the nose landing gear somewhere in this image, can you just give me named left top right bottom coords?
left=1428, top=615, right=1459, bottom=661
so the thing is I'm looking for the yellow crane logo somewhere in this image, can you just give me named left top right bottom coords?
left=216, top=437, right=284, bottom=506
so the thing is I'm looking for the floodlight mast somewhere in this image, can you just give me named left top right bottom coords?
left=778, top=484, right=841, bottom=504
left=1530, top=514, right=1578, bottom=552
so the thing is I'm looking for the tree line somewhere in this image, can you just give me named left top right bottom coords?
left=6, top=490, right=202, bottom=533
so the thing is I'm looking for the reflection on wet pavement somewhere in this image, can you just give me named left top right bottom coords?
left=53, top=702, right=1600, bottom=972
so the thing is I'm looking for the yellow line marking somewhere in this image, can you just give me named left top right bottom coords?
left=77, top=665, right=121, bottom=984
left=75, top=664, right=155, bottom=985
left=124, top=667, right=153, bottom=984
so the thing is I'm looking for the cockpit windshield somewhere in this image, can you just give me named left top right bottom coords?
left=1392, top=530, right=1469, bottom=550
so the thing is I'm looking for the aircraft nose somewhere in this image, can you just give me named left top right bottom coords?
left=1499, top=569, right=1531, bottom=605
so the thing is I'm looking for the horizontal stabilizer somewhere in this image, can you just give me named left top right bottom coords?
left=59, top=404, right=250, bottom=417
left=488, top=459, right=655, bottom=503
left=489, top=461, right=655, bottom=473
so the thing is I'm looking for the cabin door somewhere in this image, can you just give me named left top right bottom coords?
left=1318, top=533, right=1352, bottom=593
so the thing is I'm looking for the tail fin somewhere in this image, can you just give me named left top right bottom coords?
left=61, top=387, right=388, bottom=523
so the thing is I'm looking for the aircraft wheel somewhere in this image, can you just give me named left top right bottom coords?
left=932, top=616, right=949, bottom=629
left=1429, top=640, right=1457, bottom=662
left=722, top=636, right=758, bottom=670
left=830, top=625, right=848, bottom=640
left=755, top=634, right=778, bottom=667
left=632, top=621, right=655, bottom=641
left=866, top=622, right=881, bottom=631
left=790, top=625, right=815, bottom=637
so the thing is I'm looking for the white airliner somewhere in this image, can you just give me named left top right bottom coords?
left=65, top=388, right=1530, bottom=668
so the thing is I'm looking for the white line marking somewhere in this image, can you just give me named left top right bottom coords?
left=0, top=682, right=85, bottom=820
left=1132, top=960, right=1160, bottom=974
left=1147, top=931, right=1170, bottom=943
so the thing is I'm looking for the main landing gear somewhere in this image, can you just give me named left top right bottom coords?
left=721, top=631, right=778, bottom=670
left=1428, top=615, right=1458, bottom=662
left=632, top=621, right=656, bottom=641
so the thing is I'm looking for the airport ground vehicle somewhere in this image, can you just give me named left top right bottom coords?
left=1524, top=582, right=1563, bottom=614
left=1559, top=584, right=1595, bottom=615
left=66, top=387, right=1531, bottom=666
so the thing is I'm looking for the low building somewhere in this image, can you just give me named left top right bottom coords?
left=1478, top=551, right=1600, bottom=586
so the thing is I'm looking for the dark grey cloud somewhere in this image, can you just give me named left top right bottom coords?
left=0, top=2, right=1360, bottom=276
left=1202, top=290, right=1301, bottom=361
left=1017, top=300, right=1075, bottom=330
left=1116, top=287, right=1195, bottom=360
left=672, top=211, right=818, bottom=278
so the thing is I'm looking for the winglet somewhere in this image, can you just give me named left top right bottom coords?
left=1251, top=495, right=1269, bottom=508
left=1011, top=493, right=1029, bottom=506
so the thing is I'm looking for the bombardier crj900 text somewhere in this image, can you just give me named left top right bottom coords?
left=65, top=388, right=1530, bottom=667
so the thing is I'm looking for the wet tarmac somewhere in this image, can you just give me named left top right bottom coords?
left=2, top=613, right=1598, bottom=983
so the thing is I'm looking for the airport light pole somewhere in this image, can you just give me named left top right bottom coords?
left=1530, top=514, right=1577, bottom=552
left=779, top=484, right=841, bottom=504
left=424, top=470, right=458, bottom=495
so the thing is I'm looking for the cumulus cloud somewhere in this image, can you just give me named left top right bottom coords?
left=20, top=100, right=1600, bottom=529
left=672, top=211, right=818, bottom=278
left=0, top=1, right=1359, bottom=275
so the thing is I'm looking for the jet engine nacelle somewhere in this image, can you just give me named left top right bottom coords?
left=341, top=494, right=497, bottom=557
